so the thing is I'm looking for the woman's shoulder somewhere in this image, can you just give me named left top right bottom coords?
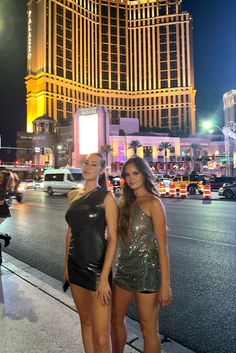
left=139, top=194, right=164, bottom=210
left=67, top=186, right=85, bottom=204
left=148, top=196, right=166, bottom=216
left=103, top=190, right=118, bottom=204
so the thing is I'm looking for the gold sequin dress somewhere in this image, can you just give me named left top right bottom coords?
left=114, top=202, right=160, bottom=292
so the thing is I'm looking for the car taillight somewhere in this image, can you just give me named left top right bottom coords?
left=120, top=178, right=125, bottom=186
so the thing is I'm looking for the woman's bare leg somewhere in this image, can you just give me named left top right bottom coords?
left=70, top=284, right=94, bottom=353
left=111, top=284, right=134, bottom=353
left=135, top=292, right=160, bottom=353
left=71, top=283, right=113, bottom=353
left=90, top=291, right=112, bottom=353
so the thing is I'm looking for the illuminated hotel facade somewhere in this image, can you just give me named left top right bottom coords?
left=26, top=0, right=196, bottom=135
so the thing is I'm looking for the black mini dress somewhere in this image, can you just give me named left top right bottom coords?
left=0, top=186, right=11, bottom=218
left=65, top=187, right=111, bottom=291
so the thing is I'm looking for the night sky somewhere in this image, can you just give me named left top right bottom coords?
left=0, top=0, right=235, bottom=159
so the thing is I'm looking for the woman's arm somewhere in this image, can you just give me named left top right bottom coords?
left=64, top=226, right=71, bottom=281
left=97, top=191, right=118, bottom=304
left=150, top=198, right=172, bottom=307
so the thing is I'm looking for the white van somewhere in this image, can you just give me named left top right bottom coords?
left=43, top=167, right=84, bottom=195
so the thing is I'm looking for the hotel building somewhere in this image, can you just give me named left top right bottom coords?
left=26, top=0, right=196, bottom=135
left=223, top=90, right=236, bottom=125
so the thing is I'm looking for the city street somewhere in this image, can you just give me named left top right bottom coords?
left=1, top=190, right=235, bottom=353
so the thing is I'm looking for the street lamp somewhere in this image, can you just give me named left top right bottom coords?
left=201, top=121, right=223, bottom=134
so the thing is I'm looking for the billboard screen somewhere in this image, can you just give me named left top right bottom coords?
left=78, top=113, right=99, bottom=154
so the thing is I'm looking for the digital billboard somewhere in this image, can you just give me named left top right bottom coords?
left=78, top=112, right=99, bottom=154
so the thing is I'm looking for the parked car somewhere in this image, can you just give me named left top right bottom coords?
left=171, top=175, right=204, bottom=195
left=23, top=179, right=36, bottom=189
left=34, top=179, right=44, bottom=189
left=210, top=176, right=236, bottom=190
left=218, top=182, right=236, bottom=199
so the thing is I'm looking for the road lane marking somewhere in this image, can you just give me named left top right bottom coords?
left=169, top=233, right=236, bottom=247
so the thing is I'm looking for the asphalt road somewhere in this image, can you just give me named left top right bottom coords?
left=1, top=190, right=235, bottom=353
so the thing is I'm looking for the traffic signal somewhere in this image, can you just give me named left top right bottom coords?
left=41, top=147, right=45, bottom=155
left=14, top=160, right=19, bottom=166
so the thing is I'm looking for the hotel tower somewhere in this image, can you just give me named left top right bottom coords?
left=26, top=0, right=196, bottom=134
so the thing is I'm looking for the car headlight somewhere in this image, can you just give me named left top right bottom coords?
left=17, top=186, right=25, bottom=192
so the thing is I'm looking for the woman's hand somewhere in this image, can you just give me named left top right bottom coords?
left=159, top=284, right=172, bottom=308
left=96, top=277, right=112, bottom=305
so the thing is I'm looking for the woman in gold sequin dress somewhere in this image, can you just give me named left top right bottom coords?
left=64, top=153, right=118, bottom=353
left=111, top=156, right=172, bottom=353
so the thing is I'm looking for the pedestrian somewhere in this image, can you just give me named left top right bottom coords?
left=111, top=156, right=172, bottom=353
left=0, top=171, right=12, bottom=265
left=64, top=153, right=118, bottom=353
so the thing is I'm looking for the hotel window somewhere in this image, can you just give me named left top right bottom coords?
left=159, top=26, right=166, bottom=34
left=169, top=24, right=176, bottom=33
left=171, top=118, right=179, bottom=126
left=57, top=57, right=63, bottom=67
left=169, top=33, right=176, bottom=42
left=170, top=43, right=176, bottom=51
left=161, top=71, right=168, bottom=80
left=161, top=118, right=168, bottom=127
left=160, top=44, right=167, bottom=52
left=160, top=53, right=167, bottom=61
left=102, top=34, right=108, bottom=42
left=159, top=6, right=166, bottom=16
left=161, top=62, right=167, bottom=70
left=161, top=109, right=168, bottom=117
left=160, top=34, right=167, bottom=43
left=161, top=81, right=168, bottom=88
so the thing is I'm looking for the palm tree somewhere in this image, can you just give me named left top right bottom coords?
left=188, top=143, right=202, bottom=172
left=101, top=144, right=113, bottom=165
left=128, top=140, right=142, bottom=155
left=157, top=141, right=174, bottom=174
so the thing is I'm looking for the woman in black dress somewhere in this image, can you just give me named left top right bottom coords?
left=0, top=171, right=12, bottom=219
left=0, top=171, right=12, bottom=265
left=64, top=153, right=118, bottom=353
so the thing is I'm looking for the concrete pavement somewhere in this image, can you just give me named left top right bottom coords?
left=0, top=252, right=195, bottom=353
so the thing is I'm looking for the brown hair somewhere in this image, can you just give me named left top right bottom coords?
left=119, top=156, right=158, bottom=241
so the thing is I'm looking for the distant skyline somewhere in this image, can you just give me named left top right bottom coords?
left=0, top=0, right=235, bottom=152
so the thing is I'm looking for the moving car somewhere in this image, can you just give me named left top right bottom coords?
left=43, top=167, right=84, bottom=195
left=210, top=176, right=236, bottom=190
left=7, top=182, right=25, bottom=203
left=218, top=182, right=236, bottom=199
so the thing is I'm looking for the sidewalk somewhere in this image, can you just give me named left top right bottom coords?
left=0, top=253, right=195, bottom=353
